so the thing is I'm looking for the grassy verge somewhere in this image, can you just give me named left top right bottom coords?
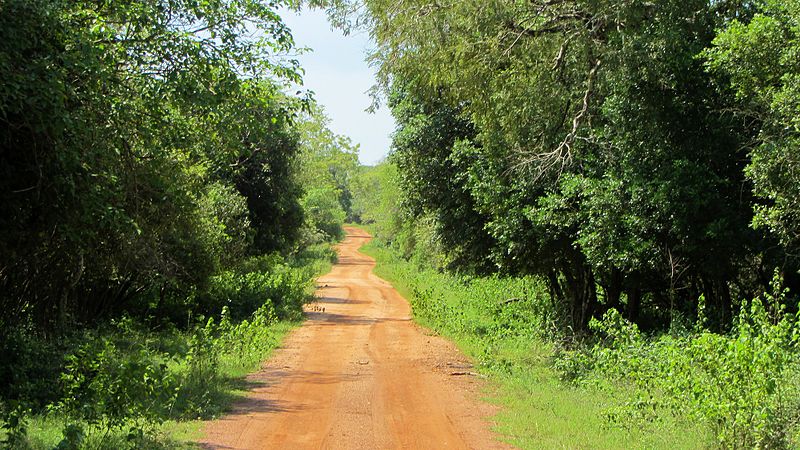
left=16, top=319, right=299, bottom=450
left=2, top=244, right=335, bottom=450
left=359, top=239, right=706, bottom=449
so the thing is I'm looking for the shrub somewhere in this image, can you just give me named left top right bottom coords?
left=197, top=182, right=254, bottom=269
left=301, top=186, right=346, bottom=241
left=0, top=325, right=65, bottom=413
left=201, top=255, right=310, bottom=320
left=1, top=403, right=30, bottom=449
left=55, top=336, right=173, bottom=433
left=556, top=279, right=800, bottom=448
left=170, top=317, right=221, bottom=420
left=216, top=305, right=279, bottom=372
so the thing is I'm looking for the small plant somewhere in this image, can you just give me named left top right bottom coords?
left=171, top=317, right=221, bottom=419
left=54, top=423, right=84, bottom=450
left=1, top=403, right=30, bottom=448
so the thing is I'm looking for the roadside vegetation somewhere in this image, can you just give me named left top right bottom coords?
left=334, top=0, right=800, bottom=447
left=362, top=232, right=800, bottom=448
left=0, top=1, right=361, bottom=448
left=361, top=240, right=708, bottom=448
left=2, top=249, right=325, bottom=449
left=5, top=0, right=800, bottom=449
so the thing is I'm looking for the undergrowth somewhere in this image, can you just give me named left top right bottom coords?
left=556, top=282, right=800, bottom=448
left=0, top=244, right=335, bottom=449
left=364, top=234, right=800, bottom=448
left=361, top=238, right=706, bottom=449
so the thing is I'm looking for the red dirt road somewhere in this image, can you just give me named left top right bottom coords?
left=200, top=227, right=513, bottom=449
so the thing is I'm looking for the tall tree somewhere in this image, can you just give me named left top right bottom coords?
left=0, top=0, right=307, bottom=327
left=329, top=0, right=761, bottom=329
left=296, top=106, right=360, bottom=238
left=388, top=83, right=497, bottom=273
left=705, top=0, right=800, bottom=290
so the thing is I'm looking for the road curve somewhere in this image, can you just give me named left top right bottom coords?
left=200, top=227, right=513, bottom=450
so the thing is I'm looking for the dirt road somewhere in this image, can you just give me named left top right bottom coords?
left=200, top=227, right=513, bottom=449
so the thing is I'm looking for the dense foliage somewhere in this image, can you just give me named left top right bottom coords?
left=295, top=106, right=360, bottom=240
left=556, top=279, right=800, bottom=448
left=0, top=0, right=347, bottom=446
left=0, top=0, right=310, bottom=330
left=705, top=0, right=800, bottom=266
left=338, top=0, right=800, bottom=446
left=350, top=163, right=402, bottom=240
left=330, top=0, right=800, bottom=334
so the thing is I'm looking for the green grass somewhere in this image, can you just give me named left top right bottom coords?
left=7, top=318, right=299, bottom=450
left=216, top=319, right=298, bottom=379
left=21, top=415, right=203, bottom=450
left=3, top=243, right=335, bottom=450
left=360, top=239, right=707, bottom=449
left=491, top=352, right=704, bottom=449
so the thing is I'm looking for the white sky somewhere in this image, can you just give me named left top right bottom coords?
left=280, top=7, right=395, bottom=166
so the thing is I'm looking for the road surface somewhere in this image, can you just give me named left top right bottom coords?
left=200, top=227, right=513, bottom=449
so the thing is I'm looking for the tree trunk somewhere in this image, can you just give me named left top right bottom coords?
left=562, top=262, right=598, bottom=332
left=602, top=268, right=623, bottom=312
left=58, top=253, right=84, bottom=327
left=626, top=288, right=641, bottom=323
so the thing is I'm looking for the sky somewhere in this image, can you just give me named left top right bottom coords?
left=280, top=8, right=395, bottom=166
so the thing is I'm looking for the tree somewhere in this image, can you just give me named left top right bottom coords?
left=296, top=106, right=360, bottom=235
left=0, top=0, right=307, bottom=327
left=705, top=0, right=800, bottom=289
left=301, top=186, right=347, bottom=240
left=352, top=162, right=404, bottom=243
left=329, top=0, right=762, bottom=330
left=388, top=84, right=497, bottom=273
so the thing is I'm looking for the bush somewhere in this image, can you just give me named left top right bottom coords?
left=215, top=305, right=279, bottom=373
left=301, top=186, right=346, bottom=241
left=556, top=279, right=800, bottom=448
left=201, top=255, right=310, bottom=320
left=169, top=317, right=223, bottom=420
left=197, top=182, right=254, bottom=269
left=0, top=326, right=65, bottom=413
left=55, top=334, right=173, bottom=431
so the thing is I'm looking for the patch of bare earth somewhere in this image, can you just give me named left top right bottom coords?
left=199, top=227, right=515, bottom=449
